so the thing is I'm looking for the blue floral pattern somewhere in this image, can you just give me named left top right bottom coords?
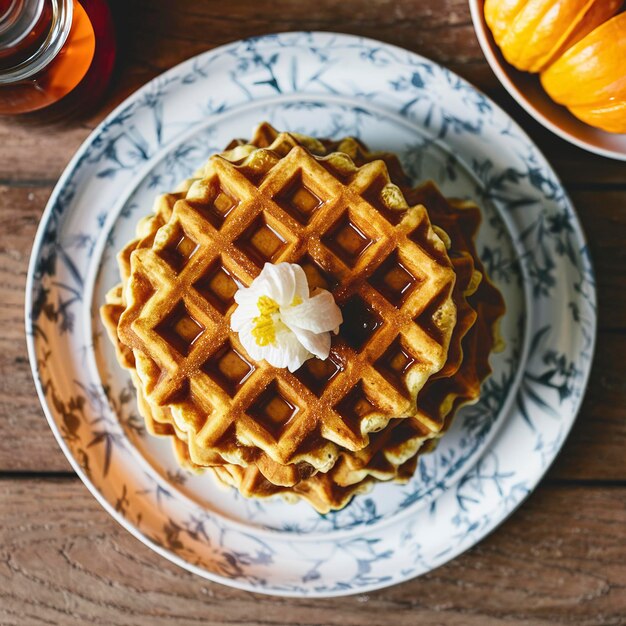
left=26, top=32, right=595, bottom=596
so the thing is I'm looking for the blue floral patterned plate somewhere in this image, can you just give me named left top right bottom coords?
left=26, top=32, right=596, bottom=596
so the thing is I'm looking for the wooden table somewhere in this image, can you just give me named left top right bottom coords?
left=2, top=1, right=626, bottom=624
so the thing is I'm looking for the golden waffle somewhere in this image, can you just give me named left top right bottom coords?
left=102, top=125, right=505, bottom=512
left=103, top=136, right=460, bottom=485
left=115, top=132, right=458, bottom=476
left=101, top=173, right=501, bottom=510
left=113, top=183, right=499, bottom=513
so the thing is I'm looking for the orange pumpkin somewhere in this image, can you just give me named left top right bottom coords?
left=484, top=0, right=623, bottom=73
left=541, top=11, right=626, bottom=133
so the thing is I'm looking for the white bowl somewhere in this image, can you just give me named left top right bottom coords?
left=469, top=0, right=626, bottom=161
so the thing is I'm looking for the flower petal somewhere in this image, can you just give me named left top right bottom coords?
left=290, top=325, right=331, bottom=361
left=259, top=263, right=297, bottom=306
left=236, top=320, right=266, bottom=362
left=237, top=319, right=311, bottom=372
left=265, top=326, right=311, bottom=371
left=230, top=262, right=342, bottom=372
left=292, top=264, right=310, bottom=300
left=282, top=290, right=343, bottom=333
left=230, top=298, right=259, bottom=332
left=233, top=283, right=260, bottom=308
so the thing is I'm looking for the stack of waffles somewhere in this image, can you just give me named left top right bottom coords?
left=101, top=123, right=505, bottom=513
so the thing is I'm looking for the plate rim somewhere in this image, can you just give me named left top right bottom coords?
left=25, top=30, right=597, bottom=596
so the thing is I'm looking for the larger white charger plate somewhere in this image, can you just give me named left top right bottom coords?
left=26, top=32, right=596, bottom=596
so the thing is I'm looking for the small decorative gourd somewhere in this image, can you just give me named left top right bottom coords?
left=540, top=11, right=626, bottom=133
left=484, top=0, right=622, bottom=73
left=484, top=0, right=626, bottom=133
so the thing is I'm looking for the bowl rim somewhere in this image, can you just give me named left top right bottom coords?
left=468, top=0, right=626, bottom=162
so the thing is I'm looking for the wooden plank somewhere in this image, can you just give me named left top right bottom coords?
left=121, top=0, right=484, bottom=72
left=0, top=186, right=70, bottom=472
left=0, top=478, right=624, bottom=625
left=1, top=183, right=625, bottom=476
left=573, top=190, right=626, bottom=332
left=0, top=0, right=624, bottom=184
left=548, top=331, right=626, bottom=481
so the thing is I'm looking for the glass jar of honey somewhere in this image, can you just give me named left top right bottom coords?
left=0, top=0, right=115, bottom=117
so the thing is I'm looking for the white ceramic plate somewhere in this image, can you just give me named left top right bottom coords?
left=469, top=0, right=626, bottom=161
left=26, top=32, right=596, bottom=596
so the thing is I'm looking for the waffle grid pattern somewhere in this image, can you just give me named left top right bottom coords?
left=118, top=142, right=457, bottom=470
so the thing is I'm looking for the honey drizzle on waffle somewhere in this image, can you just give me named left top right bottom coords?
left=117, top=136, right=457, bottom=471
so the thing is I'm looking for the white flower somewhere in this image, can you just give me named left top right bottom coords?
left=230, top=262, right=343, bottom=372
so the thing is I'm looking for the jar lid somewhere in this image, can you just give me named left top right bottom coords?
left=0, top=0, right=44, bottom=51
left=0, top=0, right=72, bottom=83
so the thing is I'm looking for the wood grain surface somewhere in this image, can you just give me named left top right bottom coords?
left=1, top=0, right=625, bottom=623
left=2, top=479, right=625, bottom=625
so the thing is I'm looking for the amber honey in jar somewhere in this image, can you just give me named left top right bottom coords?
left=0, top=0, right=115, bottom=117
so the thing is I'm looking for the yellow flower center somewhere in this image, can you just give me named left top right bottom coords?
left=251, top=296, right=280, bottom=347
